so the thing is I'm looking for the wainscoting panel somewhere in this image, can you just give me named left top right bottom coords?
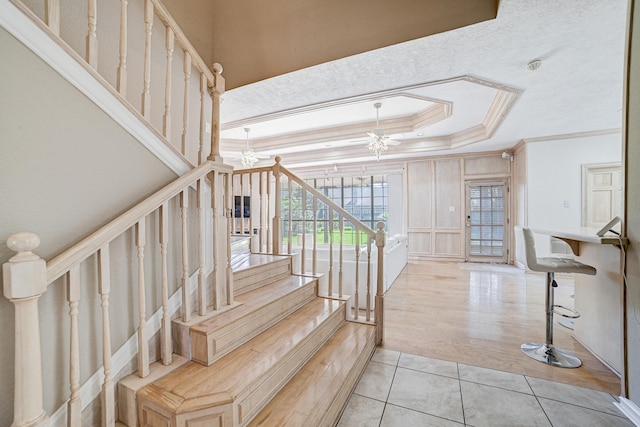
left=435, top=159, right=461, bottom=229
left=434, top=232, right=462, bottom=257
left=408, top=231, right=432, bottom=255
left=407, top=160, right=432, bottom=228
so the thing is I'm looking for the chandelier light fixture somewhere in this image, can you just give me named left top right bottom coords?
left=241, top=127, right=259, bottom=168
left=367, top=102, right=389, bottom=160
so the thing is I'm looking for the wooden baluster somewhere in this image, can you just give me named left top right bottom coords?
left=239, top=173, right=244, bottom=234
left=273, top=159, right=282, bottom=255
left=181, top=51, right=191, bottom=156
left=226, top=172, right=234, bottom=304
left=198, top=73, right=207, bottom=164
left=287, top=178, right=293, bottom=255
left=45, top=0, right=60, bottom=36
left=180, top=190, right=191, bottom=322
left=159, top=203, right=172, bottom=365
left=141, top=0, right=153, bottom=118
left=259, top=172, right=264, bottom=252
left=98, top=245, right=115, bottom=426
left=86, top=0, right=97, bottom=69
left=116, top=0, right=128, bottom=95
left=249, top=172, right=253, bottom=238
left=354, top=228, right=360, bottom=320
left=339, top=216, right=344, bottom=298
left=328, top=207, right=334, bottom=296
left=366, top=234, right=372, bottom=321
left=67, top=265, right=81, bottom=426
left=312, top=195, right=317, bottom=275
left=197, top=178, right=206, bottom=315
left=4, top=233, right=49, bottom=427
left=375, top=222, right=386, bottom=345
left=211, top=171, right=220, bottom=309
left=136, top=219, right=149, bottom=378
left=266, top=170, right=272, bottom=253
left=208, top=63, right=225, bottom=162
left=163, top=27, right=174, bottom=138
left=301, top=188, right=306, bottom=274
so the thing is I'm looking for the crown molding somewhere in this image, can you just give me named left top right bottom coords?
left=523, top=128, right=622, bottom=143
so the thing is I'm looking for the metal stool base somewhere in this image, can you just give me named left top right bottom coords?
left=521, top=342, right=582, bottom=368
left=557, top=317, right=575, bottom=330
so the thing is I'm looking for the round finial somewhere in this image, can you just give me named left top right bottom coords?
left=212, top=63, right=223, bottom=75
left=275, top=156, right=281, bottom=163
left=377, top=221, right=385, bottom=231
left=7, top=232, right=41, bottom=260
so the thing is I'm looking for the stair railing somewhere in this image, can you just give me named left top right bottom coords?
left=8, top=0, right=224, bottom=166
left=232, top=157, right=385, bottom=345
left=2, top=160, right=233, bottom=427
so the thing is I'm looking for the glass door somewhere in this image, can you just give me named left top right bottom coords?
left=465, top=180, right=508, bottom=263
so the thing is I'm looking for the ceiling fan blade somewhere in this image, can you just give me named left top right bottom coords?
left=368, top=129, right=385, bottom=138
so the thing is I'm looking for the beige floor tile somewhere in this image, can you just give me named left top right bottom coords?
left=526, top=376, right=621, bottom=416
left=399, top=353, right=459, bottom=379
left=353, top=361, right=396, bottom=401
left=387, top=367, right=464, bottom=423
left=337, top=394, right=386, bottom=427
left=538, top=397, right=634, bottom=427
left=459, top=363, right=532, bottom=394
left=461, top=381, right=551, bottom=427
left=371, top=347, right=401, bottom=366
left=380, top=403, right=464, bottom=427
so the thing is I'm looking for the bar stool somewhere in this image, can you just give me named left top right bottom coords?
left=518, top=227, right=596, bottom=368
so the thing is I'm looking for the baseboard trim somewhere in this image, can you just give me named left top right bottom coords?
left=615, top=397, right=640, bottom=426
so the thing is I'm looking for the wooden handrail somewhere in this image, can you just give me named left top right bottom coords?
left=47, top=161, right=232, bottom=283
left=275, top=161, right=376, bottom=238
left=150, top=0, right=214, bottom=82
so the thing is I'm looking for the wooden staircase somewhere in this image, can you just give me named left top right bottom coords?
left=127, top=241, right=377, bottom=427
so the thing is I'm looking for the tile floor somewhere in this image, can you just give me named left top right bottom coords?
left=338, top=348, right=633, bottom=427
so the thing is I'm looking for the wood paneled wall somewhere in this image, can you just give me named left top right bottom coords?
left=406, top=153, right=511, bottom=260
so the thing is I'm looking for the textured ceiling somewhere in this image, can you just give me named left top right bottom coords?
left=219, top=0, right=628, bottom=172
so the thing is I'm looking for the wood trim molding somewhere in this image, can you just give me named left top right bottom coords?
left=522, top=128, right=622, bottom=144
left=2, top=0, right=192, bottom=175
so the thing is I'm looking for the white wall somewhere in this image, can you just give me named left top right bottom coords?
left=526, top=133, right=622, bottom=256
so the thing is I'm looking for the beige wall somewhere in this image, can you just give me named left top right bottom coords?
left=0, top=27, right=180, bottom=423
left=406, top=153, right=510, bottom=261
left=623, top=0, right=640, bottom=403
left=209, top=0, right=498, bottom=89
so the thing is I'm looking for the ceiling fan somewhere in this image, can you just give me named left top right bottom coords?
left=367, top=102, right=400, bottom=160
left=229, top=128, right=270, bottom=167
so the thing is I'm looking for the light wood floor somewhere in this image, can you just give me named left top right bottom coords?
left=381, top=260, right=622, bottom=395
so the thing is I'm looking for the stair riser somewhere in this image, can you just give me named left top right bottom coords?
left=135, top=300, right=346, bottom=427
left=236, top=303, right=346, bottom=426
left=191, top=280, right=317, bottom=366
left=316, top=331, right=376, bottom=426
left=234, top=258, right=291, bottom=295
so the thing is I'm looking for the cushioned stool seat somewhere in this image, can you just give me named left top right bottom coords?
left=518, top=227, right=596, bottom=368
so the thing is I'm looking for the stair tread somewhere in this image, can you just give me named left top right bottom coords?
left=233, top=253, right=290, bottom=273
left=140, top=297, right=344, bottom=410
left=248, top=322, right=377, bottom=426
left=191, top=274, right=316, bottom=334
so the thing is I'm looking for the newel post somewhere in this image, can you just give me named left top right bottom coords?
left=3, top=233, right=49, bottom=427
left=374, top=222, right=385, bottom=345
left=272, top=157, right=282, bottom=255
left=207, top=63, right=225, bottom=163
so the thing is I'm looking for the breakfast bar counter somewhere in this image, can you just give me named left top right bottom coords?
left=532, top=227, right=626, bottom=375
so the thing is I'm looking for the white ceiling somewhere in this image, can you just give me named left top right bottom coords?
left=218, top=0, right=628, bottom=172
